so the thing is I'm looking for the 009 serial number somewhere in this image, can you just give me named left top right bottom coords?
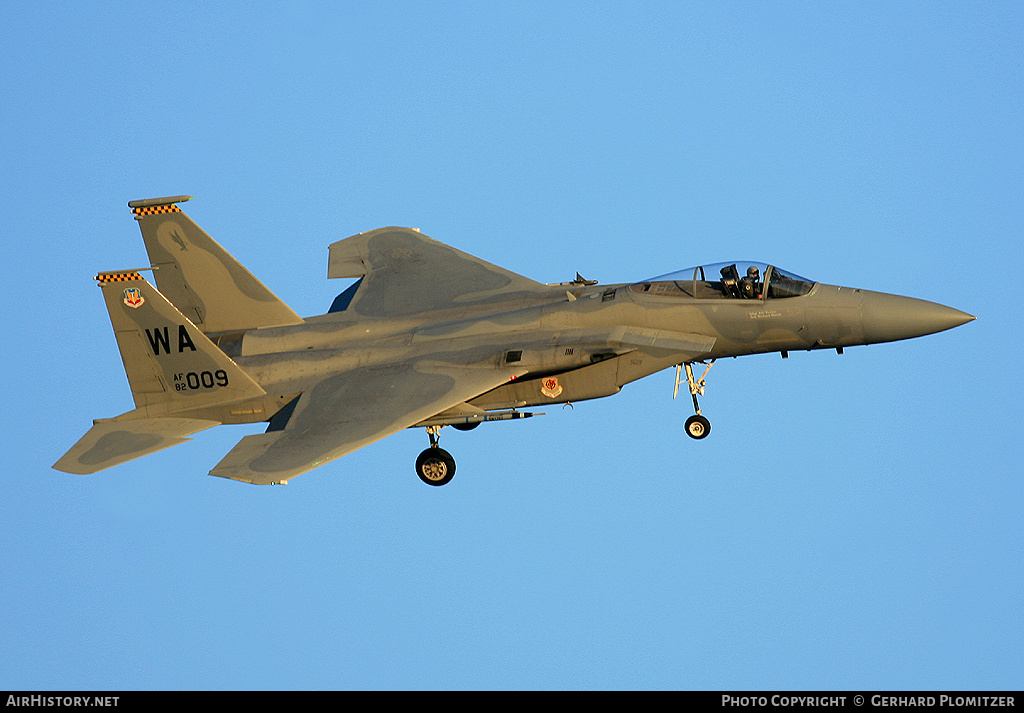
left=174, top=370, right=229, bottom=391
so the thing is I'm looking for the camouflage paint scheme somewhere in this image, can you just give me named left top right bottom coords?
left=54, top=196, right=974, bottom=485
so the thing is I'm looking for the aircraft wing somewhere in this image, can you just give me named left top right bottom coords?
left=327, top=227, right=544, bottom=317
left=209, top=358, right=526, bottom=485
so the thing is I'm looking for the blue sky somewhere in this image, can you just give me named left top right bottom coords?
left=1, top=1, right=1020, bottom=690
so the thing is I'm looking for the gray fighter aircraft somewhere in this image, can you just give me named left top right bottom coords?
left=54, top=196, right=975, bottom=486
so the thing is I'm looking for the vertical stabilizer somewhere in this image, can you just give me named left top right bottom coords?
left=95, top=270, right=266, bottom=413
left=129, top=196, right=303, bottom=333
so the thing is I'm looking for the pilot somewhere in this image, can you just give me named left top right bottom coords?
left=740, top=266, right=761, bottom=299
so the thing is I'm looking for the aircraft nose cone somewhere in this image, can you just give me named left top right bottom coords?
left=860, top=290, right=975, bottom=345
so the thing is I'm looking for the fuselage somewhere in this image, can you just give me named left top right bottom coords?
left=222, top=273, right=973, bottom=414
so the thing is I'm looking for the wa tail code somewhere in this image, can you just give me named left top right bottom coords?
left=145, top=325, right=196, bottom=355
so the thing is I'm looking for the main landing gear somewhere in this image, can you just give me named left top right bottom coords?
left=675, top=360, right=715, bottom=440
left=414, top=411, right=538, bottom=485
left=416, top=425, right=456, bottom=486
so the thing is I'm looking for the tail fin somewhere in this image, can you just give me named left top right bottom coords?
left=96, top=270, right=266, bottom=413
left=129, top=196, right=303, bottom=333
left=53, top=273, right=286, bottom=475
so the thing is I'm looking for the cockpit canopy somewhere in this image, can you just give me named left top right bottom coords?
left=630, top=262, right=815, bottom=300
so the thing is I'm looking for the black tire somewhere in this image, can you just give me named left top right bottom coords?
left=451, top=421, right=480, bottom=431
left=416, top=447, right=456, bottom=486
left=685, top=414, right=711, bottom=440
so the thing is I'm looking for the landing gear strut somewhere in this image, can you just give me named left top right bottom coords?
left=675, top=360, right=715, bottom=440
left=416, top=425, right=456, bottom=486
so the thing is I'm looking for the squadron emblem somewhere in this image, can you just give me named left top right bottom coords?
left=541, top=376, right=563, bottom=398
left=123, top=287, right=145, bottom=308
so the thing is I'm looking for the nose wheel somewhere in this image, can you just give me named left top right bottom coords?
left=675, top=361, right=715, bottom=440
left=416, top=425, right=457, bottom=486
left=684, top=414, right=711, bottom=439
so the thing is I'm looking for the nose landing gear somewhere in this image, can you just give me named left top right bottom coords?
left=675, top=360, right=715, bottom=440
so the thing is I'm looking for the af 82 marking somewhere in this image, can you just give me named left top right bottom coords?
left=174, top=370, right=230, bottom=391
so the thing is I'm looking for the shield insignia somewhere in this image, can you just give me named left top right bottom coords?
left=541, top=376, right=563, bottom=399
left=123, top=287, right=145, bottom=308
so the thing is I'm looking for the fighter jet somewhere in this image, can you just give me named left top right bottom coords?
left=54, top=196, right=975, bottom=486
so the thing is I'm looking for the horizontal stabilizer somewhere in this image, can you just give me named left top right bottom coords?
left=53, top=417, right=219, bottom=475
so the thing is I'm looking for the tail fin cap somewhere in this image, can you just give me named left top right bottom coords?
left=128, top=196, right=193, bottom=209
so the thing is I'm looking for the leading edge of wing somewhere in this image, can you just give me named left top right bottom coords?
left=209, top=360, right=527, bottom=485
left=327, top=227, right=544, bottom=317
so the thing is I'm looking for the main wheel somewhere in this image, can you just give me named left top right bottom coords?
left=416, top=447, right=456, bottom=486
left=685, top=414, right=711, bottom=440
